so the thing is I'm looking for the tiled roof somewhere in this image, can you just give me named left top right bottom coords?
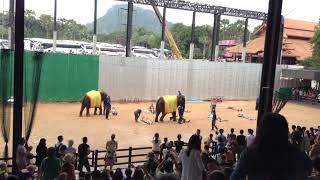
left=225, top=18, right=318, bottom=61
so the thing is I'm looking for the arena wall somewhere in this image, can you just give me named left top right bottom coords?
left=99, top=56, right=284, bottom=101
left=22, top=52, right=99, bottom=102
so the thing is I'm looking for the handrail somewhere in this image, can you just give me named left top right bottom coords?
left=1, top=144, right=190, bottom=172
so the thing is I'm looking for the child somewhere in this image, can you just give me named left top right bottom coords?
left=134, top=109, right=142, bottom=122
left=0, top=162, right=8, bottom=179
left=26, top=146, right=34, bottom=165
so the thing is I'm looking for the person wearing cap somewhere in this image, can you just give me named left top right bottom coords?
left=61, top=153, right=76, bottom=180
left=105, top=134, right=118, bottom=170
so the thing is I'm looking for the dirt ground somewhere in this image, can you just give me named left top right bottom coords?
left=1, top=101, right=320, bottom=154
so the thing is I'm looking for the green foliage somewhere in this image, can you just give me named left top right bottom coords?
left=301, top=20, right=320, bottom=69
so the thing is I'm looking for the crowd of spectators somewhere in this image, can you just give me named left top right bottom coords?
left=2, top=113, right=320, bottom=179
left=292, top=88, right=320, bottom=102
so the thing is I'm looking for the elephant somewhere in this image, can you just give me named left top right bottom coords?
left=155, top=92, right=186, bottom=122
left=79, top=90, right=107, bottom=116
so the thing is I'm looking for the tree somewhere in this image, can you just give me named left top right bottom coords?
left=301, top=19, right=320, bottom=69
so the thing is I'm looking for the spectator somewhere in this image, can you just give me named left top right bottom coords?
left=157, top=157, right=179, bottom=178
left=55, top=135, right=64, bottom=154
left=174, top=134, right=184, bottom=154
left=216, top=129, right=227, bottom=146
left=206, top=158, right=220, bottom=173
left=204, top=134, right=215, bottom=149
left=61, top=153, right=76, bottom=180
left=236, top=129, right=246, bottom=160
left=160, top=137, right=168, bottom=160
left=304, top=130, right=312, bottom=155
left=145, top=152, right=158, bottom=178
left=216, top=136, right=226, bottom=154
left=18, top=164, right=37, bottom=180
left=105, top=134, right=118, bottom=170
left=133, top=166, right=144, bottom=180
left=113, top=168, right=123, bottom=180
left=156, top=174, right=179, bottom=180
left=227, top=128, right=237, bottom=144
left=309, top=157, right=320, bottom=180
left=152, top=133, right=162, bottom=160
left=78, top=137, right=91, bottom=173
left=16, top=137, right=27, bottom=170
left=178, top=135, right=205, bottom=180
left=291, top=125, right=302, bottom=149
left=195, top=129, right=203, bottom=142
left=163, top=141, right=177, bottom=161
left=125, top=168, right=133, bottom=180
left=216, top=147, right=227, bottom=165
left=223, top=167, right=233, bottom=180
left=310, top=135, right=320, bottom=160
left=36, top=138, right=47, bottom=168
left=25, top=146, right=34, bottom=165
left=57, top=145, right=67, bottom=160
left=208, top=170, right=225, bottom=180
left=58, top=172, right=68, bottom=180
left=40, top=147, right=61, bottom=180
left=231, top=113, right=312, bottom=180
left=245, top=129, right=255, bottom=147
left=0, top=161, right=8, bottom=179
left=65, top=140, right=76, bottom=154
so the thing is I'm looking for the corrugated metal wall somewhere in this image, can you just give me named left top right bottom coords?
left=99, top=56, right=284, bottom=101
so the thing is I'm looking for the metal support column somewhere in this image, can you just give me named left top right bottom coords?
left=277, top=18, right=284, bottom=65
left=125, top=0, right=133, bottom=57
left=13, top=0, right=24, bottom=174
left=8, top=0, right=15, bottom=49
left=160, top=6, right=166, bottom=59
left=189, top=11, right=196, bottom=60
left=242, top=18, right=248, bottom=63
left=93, top=0, right=98, bottom=54
left=53, top=0, right=57, bottom=52
left=210, top=14, right=220, bottom=61
left=257, top=0, right=283, bottom=125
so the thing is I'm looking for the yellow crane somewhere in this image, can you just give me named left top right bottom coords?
left=149, top=1, right=183, bottom=60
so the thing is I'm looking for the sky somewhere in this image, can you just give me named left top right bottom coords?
left=1, top=0, right=320, bottom=31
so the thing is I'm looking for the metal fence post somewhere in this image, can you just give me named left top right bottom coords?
left=128, top=147, right=132, bottom=168
left=94, top=150, right=98, bottom=172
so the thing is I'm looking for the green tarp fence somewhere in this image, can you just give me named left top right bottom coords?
left=1, top=51, right=99, bottom=102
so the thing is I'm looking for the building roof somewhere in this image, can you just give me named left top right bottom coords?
left=225, top=19, right=318, bottom=61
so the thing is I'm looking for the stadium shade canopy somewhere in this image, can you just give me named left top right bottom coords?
left=282, top=69, right=320, bottom=81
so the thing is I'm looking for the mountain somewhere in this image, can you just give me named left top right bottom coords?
left=87, top=4, right=173, bottom=34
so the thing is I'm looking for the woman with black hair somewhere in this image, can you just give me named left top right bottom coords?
left=35, top=138, right=47, bottom=168
left=231, top=113, right=312, bottom=180
left=178, top=135, right=205, bottom=180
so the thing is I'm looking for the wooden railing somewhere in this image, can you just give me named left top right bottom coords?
left=1, top=144, right=192, bottom=173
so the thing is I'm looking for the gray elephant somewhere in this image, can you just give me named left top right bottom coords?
left=79, top=90, right=107, bottom=116
left=155, top=92, right=185, bottom=122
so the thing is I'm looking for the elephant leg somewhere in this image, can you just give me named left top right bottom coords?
left=79, top=104, right=85, bottom=117
left=155, top=111, right=160, bottom=122
left=85, top=98, right=90, bottom=116
left=99, top=106, right=102, bottom=115
left=160, top=113, right=165, bottom=122
left=172, top=112, right=177, bottom=121
left=86, top=107, right=90, bottom=116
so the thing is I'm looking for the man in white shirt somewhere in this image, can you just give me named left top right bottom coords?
left=246, top=129, right=255, bottom=147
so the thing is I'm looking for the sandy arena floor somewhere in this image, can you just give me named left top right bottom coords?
left=1, top=101, right=320, bottom=154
